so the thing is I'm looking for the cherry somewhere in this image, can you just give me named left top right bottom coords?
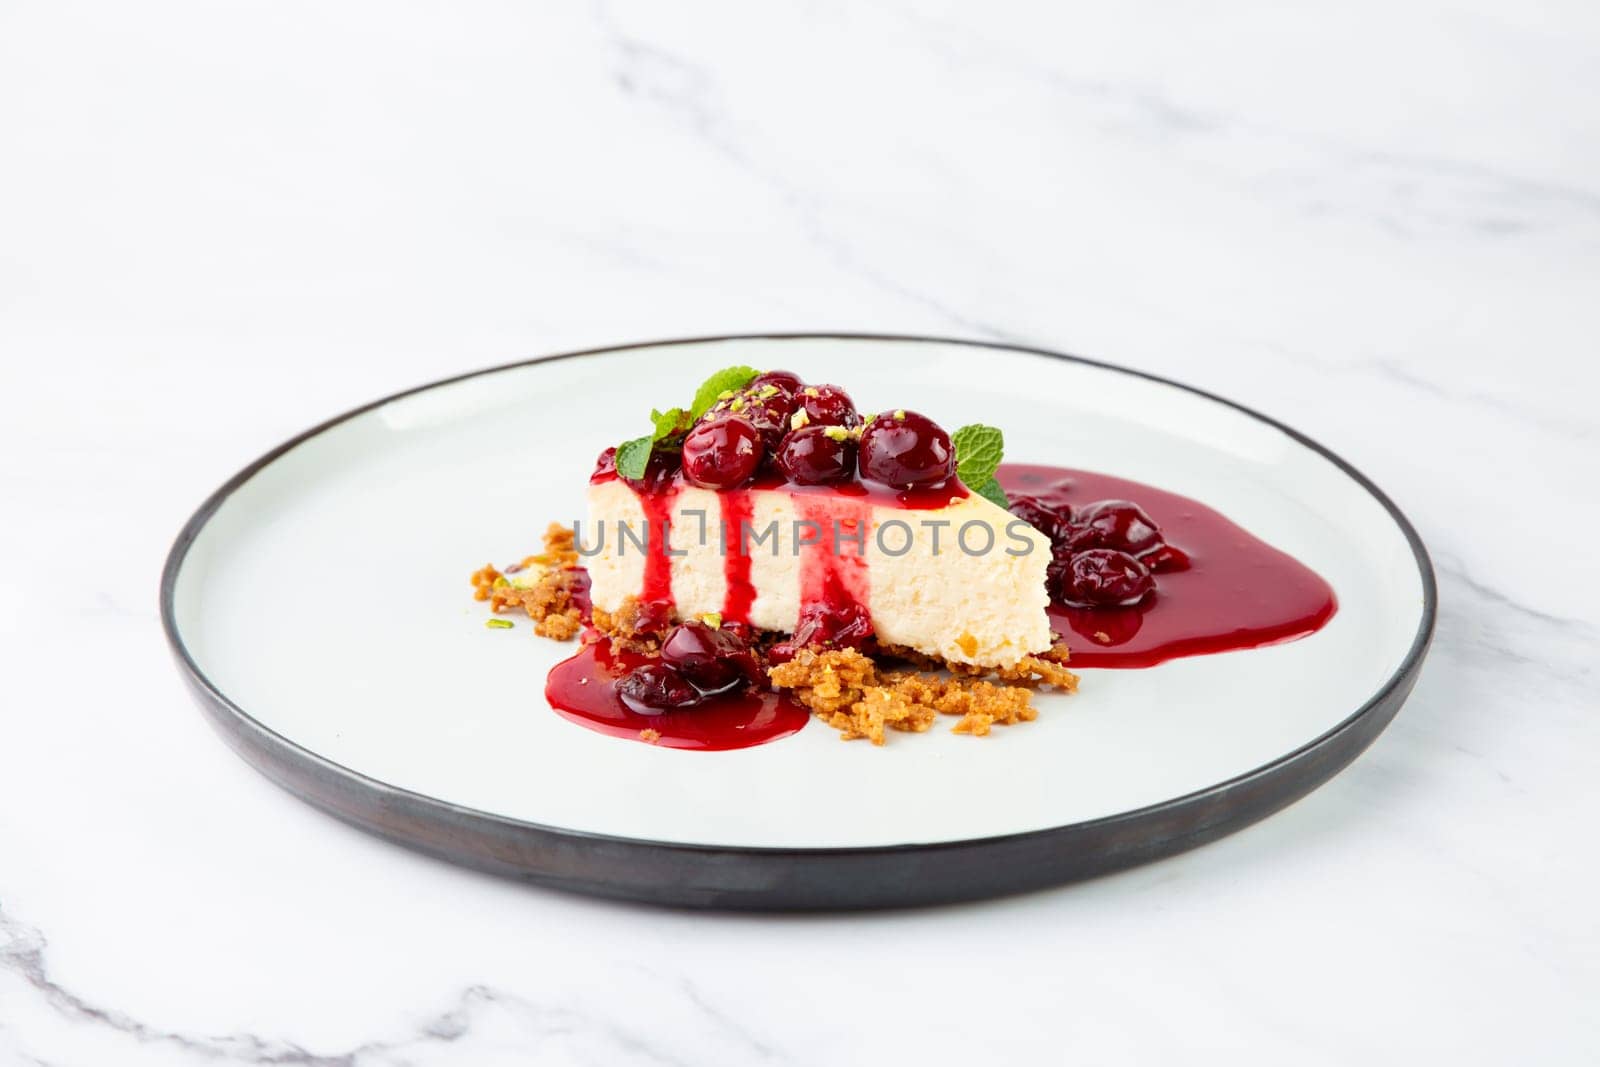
left=631, top=598, right=675, bottom=635
left=748, top=370, right=804, bottom=395
left=741, top=393, right=798, bottom=452
left=857, top=410, right=956, bottom=488
left=1066, top=500, right=1163, bottom=556
left=776, top=426, right=856, bottom=485
left=681, top=416, right=764, bottom=489
left=619, top=445, right=681, bottom=493
left=1057, top=549, right=1154, bottom=607
left=661, top=619, right=756, bottom=692
left=615, top=663, right=702, bottom=715
left=770, top=601, right=874, bottom=663
left=796, top=384, right=859, bottom=428
left=1140, top=543, right=1192, bottom=573
left=1046, top=551, right=1074, bottom=597
left=591, top=446, right=618, bottom=481
left=1008, top=493, right=1073, bottom=545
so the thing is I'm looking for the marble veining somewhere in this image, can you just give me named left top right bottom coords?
left=1, top=902, right=785, bottom=1065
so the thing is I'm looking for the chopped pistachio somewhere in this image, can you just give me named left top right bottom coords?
left=803, top=386, right=820, bottom=397
left=823, top=425, right=850, bottom=442
left=790, top=409, right=810, bottom=430
left=894, top=409, right=906, bottom=420
left=492, top=576, right=509, bottom=588
left=757, top=384, right=780, bottom=399
left=485, top=618, right=514, bottom=629
left=729, top=397, right=746, bottom=412
left=701, top=611, right=723, bottom=629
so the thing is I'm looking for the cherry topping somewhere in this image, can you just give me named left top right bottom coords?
left=592, top=446, right=618, bottom=481
left=615, top=663, right=702, bottom=714
left=748, top=370, right=804, bottom=395
left=797, top=384, right=859, bottom=428
left=660, top=619, right=757, bottom=693
left=1057, top=549, right=1154, bottom=607
left=1067, top=500, right=1163, bottom=556
left=747, top=393, right=800, bottom=449
left=857, top=410, right=956, bottom=488
left=776, top=426, right=856, bottom=485
left=681, top=417, right=764, bottom=489
left=619, top=446, right=681, bottom=493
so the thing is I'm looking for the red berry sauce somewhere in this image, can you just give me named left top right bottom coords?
left=998, top=464, right=1337, bottom=668
left=718, top=487, right=757, bottom=625
left=544, top=636, right=809, bottom=751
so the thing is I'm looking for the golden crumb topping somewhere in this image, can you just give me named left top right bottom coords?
left=768, top=647, right=1077, bottom=746
left=468, top=523, right=586, bottom=640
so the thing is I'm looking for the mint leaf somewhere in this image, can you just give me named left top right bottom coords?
left=690, top=365, right=759, bottom=419
left=614, top=435, right=653, bottom=480
left=952, top=424, right=1004, bottom=488
left=973, top=476, right=1009, bottom=509
left=650, top=407, right=691, bottom=441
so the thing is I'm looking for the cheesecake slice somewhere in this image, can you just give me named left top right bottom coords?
left=578, top=367, right=1056, bottom=670
left=584, top=477, right=1053, bottom=668
left=473, top=364, right=1076, bottom=747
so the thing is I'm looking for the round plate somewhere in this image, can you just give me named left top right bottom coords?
left=161, top=335, right=1435, bottom=909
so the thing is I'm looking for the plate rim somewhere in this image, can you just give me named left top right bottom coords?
left=159, top=333, right=1437, bottom=908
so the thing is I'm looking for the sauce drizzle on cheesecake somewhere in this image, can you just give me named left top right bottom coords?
left=719, top=488, right=757, bottom=624
left=782, top=495, right=875, bottom=656
left=635, top=483, right=679, bottom=610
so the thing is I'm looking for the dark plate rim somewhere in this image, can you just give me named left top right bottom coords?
left=158, top=333, right=1437, bottom=906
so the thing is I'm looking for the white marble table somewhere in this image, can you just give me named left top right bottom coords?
left=3, top=2, right=1596, bottom=1062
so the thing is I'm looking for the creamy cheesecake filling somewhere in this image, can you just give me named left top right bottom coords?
left=584, top=476, right=1054, bottom=668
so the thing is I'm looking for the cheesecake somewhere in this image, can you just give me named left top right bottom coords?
left=583, top=477, right=1054, bottom=669
left=472, top=364, right=1077, bottom=747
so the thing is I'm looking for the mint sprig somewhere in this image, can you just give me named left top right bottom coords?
left=972, top=477, right=1009, bottom=508
left=690, top=366, right=759, bottom=419
left=951, top=424, right=1007, bottom=506
left=615, top=366, right=761, bottom=480
left=650, top=407, right=692, bottom=439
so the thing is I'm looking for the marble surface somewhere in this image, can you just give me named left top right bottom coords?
left=2, top=0, right=1596, bottom=1062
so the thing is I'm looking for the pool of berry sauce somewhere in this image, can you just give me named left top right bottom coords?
left=998, top=463, right=1338, bottom=668
left=544, top=633, right=809, bottom=751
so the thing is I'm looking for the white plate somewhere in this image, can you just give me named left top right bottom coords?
left=163, top=335, right=1434, bottom=908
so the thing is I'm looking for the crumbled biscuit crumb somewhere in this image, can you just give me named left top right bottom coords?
left=468, top=523, right=586, bottom=639
left=769, top=647, right=1075, bottom=746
